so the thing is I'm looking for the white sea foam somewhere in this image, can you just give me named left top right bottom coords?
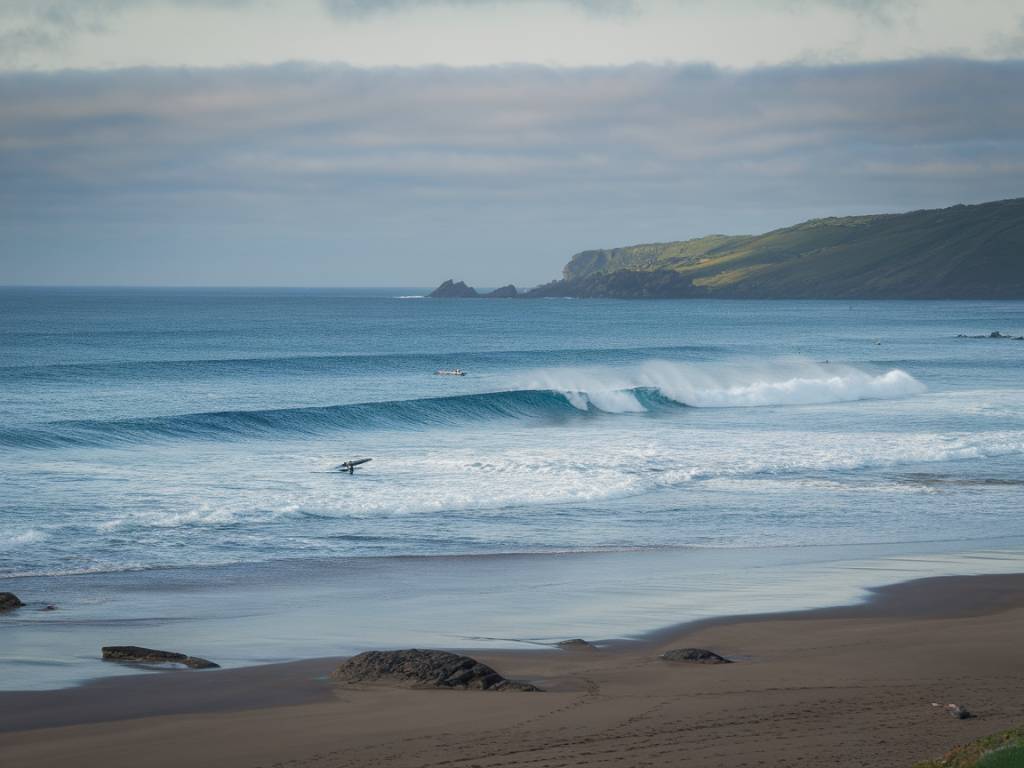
left=81, top=428, right=1024, bottom=530
left=562, top=388, right=647, bottom=412
left=0, top=529, right=47, bottom=550
left=518, top=359, right=925, bottom=411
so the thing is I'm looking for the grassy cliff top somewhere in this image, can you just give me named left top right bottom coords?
left=556, top=198, right=1024, bottom=299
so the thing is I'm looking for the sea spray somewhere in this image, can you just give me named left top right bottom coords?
left=519, top=359, right=926, bottom=410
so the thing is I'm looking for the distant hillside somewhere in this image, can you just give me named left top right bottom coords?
left=528, top=198, right=1024, bottom=298
left=562, top=235, right=754, bottom=281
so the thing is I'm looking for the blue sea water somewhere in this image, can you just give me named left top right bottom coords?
left=2, top=288, right=1023, bottom=689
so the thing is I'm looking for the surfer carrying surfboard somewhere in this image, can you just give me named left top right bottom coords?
left=336, top=458, right=372, bottom=474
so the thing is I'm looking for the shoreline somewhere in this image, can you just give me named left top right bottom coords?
left=4, top=538, right=1024, bottom=694
left=8, top=530, right=1024, bottom=581
left=3, top=570, right=1023, bottom=736
left=3, top=570, right=1024, bottom=767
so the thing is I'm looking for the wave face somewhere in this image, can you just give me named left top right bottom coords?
left=0, top=390, right=580, bottom=449
left=1, top=361, right=924, bottom=450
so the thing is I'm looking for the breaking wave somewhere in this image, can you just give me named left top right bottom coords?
left=0, top=361, right=924, bottom=450
left=516, top=360, right=925, bottom=410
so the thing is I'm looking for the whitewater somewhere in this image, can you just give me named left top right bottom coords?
left=2, top=289, right=1023, bottom=689
left=0, top=359, right=925, bottom=449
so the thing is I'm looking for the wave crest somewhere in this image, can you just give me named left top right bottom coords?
left=528, top=360, right=925, bottom=411
left=0, top=360, right=924, bottom=449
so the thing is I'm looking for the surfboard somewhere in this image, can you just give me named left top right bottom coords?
left=336, top=458, right=372, bottom=471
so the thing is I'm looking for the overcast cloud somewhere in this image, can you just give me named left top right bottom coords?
left=1, top=1, right=1022, bottom=286
left=1, top=0, right=1022, bottom=70
left=2, top=58, right=1022, bottom=286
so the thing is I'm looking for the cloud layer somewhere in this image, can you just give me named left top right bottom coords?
left=2, top=59, right=1023, bottom=285
left=2, top=0, right=1022, bottom=70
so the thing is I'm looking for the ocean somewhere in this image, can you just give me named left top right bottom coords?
left=2, top=288, right=1023, bottom=689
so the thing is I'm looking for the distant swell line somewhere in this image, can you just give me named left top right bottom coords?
left=0, top=345, right=721, bottom=383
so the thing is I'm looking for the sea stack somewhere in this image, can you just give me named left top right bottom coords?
left=429, top=279, right=479, bottom=298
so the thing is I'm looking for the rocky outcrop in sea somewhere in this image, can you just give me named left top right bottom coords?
left=428, top=280, right=519, bottom=298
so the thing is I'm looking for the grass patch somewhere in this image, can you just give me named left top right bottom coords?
left=914, top=726, right=1024, bottom=768
left=977, top=745, right=1024, bottom=768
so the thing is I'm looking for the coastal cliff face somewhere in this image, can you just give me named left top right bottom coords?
left=527, top=269, right=707, bottom=298
left=540, top=198, right=1024, bottom=299
left=562, top=235, right=753, bottom=281
left=435, top=197, right=1024, bottom=299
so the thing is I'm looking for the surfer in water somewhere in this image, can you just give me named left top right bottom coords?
left=337, top=458, right=372, bottom=474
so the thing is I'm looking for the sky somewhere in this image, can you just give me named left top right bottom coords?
left=1, top=0, right=1023, bottom=287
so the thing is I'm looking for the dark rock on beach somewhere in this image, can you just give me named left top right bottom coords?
left=331, top=649, right=541, bottom=691
left=660, top=648, right=732, bottom=664
left=429, top=279, right=479, bottom=298
left=101, top=646, right=220, bottom=669
left=556, top=638, right=597, bottom=650
left=0, top=592, right=25, bottom=612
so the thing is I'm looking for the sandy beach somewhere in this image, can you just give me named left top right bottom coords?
left=2, top=572, right=1023, bottom=768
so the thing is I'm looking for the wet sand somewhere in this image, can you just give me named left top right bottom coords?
left=2, top=572, right=1023, bottom=767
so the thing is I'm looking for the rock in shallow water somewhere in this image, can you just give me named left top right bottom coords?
left=0, top=593, right=25, bottom=612
left=331, top=649, right=541, bottom=691
left=556, top=638, right=597, bottom=650
left=101, top=646, right=220, bottom=669
left=660, top=648, right=732, bottom=664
